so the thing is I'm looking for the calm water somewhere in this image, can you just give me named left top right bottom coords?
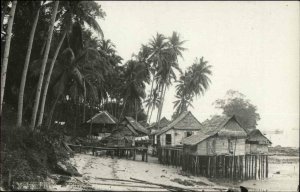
left=240, top=160, right=299, bottom=191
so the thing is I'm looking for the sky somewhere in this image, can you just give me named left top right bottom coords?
left=96, top=1, right=299, bottom=147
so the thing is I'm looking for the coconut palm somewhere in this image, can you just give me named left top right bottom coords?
left=119, top=60, right=150, bottom=121
left=29, top=0, right=59, bottom=130
left=36, top=1, right=105, bottom=127
left=144, top=86, right=160, bottom=123
left=172, top=57, right=212, bottom=118
left=155, top=32, right=185, bottom=127
left=17, top=2, right=44, bottom=128
left=144, top=33, right=169, bottom=122
left=0, top=0, right=17, bottom=115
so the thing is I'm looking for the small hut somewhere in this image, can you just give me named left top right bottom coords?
left=182, top=115, right=248, bottom=156
left=246, top=129, right=272, bottom=154
left=82, top=111, right=118, bottom=139
left=105, top=116, right=148, bottom=147
left=155, top=111, right=202, bottom=146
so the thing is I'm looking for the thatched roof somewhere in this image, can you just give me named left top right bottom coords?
left=182, top=132, right=210, bottom=146
left=247, top=129, right=272, bottom=145
left=182, top=115, right=247, bottom=146
left=156, top=111, right=202, bottom=136
left=138, top=120, right=150, bottom=128
left=86, top=111, right=118, bottom=124
left=148, top=117, right=170, bottom=130
left=124, top=117, right=149, bottom=135
left=201, top=115, right=247, bottom=137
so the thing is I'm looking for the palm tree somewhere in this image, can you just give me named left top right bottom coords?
left=17, top=2, right=42, bottom=128
left=144, top=86, right=160, bottom=123
left=0, top=0, right=17, bottom=115
left=144, top=33, right=169, bottom=122
left=29, top=0, right=59, bottom=130
left=172, top=57, right=212, bottom=118
left=155, top=32, right=185, bottom=127
left=36, top=1, right=105, bottom=127
left=119, top=60, right=150, bottom=121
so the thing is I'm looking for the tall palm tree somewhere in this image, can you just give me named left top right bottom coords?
left=36, top=1, right=105, bottom=127
left=29, top=0, right=59, bottom=130
left=17, top=2, right=42, bottom=128
left=145, top=33, right=169, bottom=123
left=0, top=0, right=17, bottom=115
left=155, top=32, right=185, bottom=127
left=173, top=57, right=212, bottom=118
left=119, top=60, right=149, bottom=121
left=144, top=86, right=160, bottom=123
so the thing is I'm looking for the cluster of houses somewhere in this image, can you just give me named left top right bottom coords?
left=82, top=110, right=272, bottom=155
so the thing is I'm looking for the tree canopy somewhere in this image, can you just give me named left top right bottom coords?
left=213, top=90, right=260, bottom=129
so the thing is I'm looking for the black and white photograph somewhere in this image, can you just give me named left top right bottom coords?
left=1, top=1, right=299, bottom=191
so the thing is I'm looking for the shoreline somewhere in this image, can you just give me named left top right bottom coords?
left=47, top=153, right=299, bottom=191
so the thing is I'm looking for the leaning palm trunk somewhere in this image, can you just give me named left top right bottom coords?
left=149, top=103, right=154, bottom=124
left=146, top=74, right=155, bottom=121
left=30, top=1, right=59, bottom=130
left=156, top=69, right=171, bottom=129
left=17, top=8, right=40, bottom=128
left=0, top=0, right=17, bottom=115
left=155, top=84, right=164, bottom=128
left=36, top=31, right=67, bottom=127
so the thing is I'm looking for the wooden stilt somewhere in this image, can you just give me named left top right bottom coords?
left=208, top=156, right=211, bottom=177
left=223, top=155, right=226, bottom=178
left=266, top=155, right=268, bottom=178
left=258, top=155, right=261, bottom=179
left=262, top=155, right=264, bottom=179
left=255, top=155, right=257, bottom=179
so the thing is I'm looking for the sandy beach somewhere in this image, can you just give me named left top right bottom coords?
left=48, top=153, right=228, bottom=191
left=47, top=153, right=299, bottom=192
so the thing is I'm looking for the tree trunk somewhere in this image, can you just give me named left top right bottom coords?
left=149, top=103, right=154, bottom=124
left=155, top=84, right=164, bottom=128
left=156, top=69, right=171, bottom=128
left=82, top=79, right=86, bottom=123
left=135, top=99, right=138, bottom=121
left=0, top=1, right=17, bottom=115
left=17, top=7, right=40, bottom=128
left=36, top=31, right=67, bottom=127
left=30, top=1, right=59, bottom=130
left=146, top=74, right=155, bottom=121
left=47, top=94, right=61, bottom=130
left=119, top=97, right=128, bottom=122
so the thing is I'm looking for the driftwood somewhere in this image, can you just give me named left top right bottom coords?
left=130, top=177, right=197, bottom=192
left=95, top=177, right=147, bottom=184
left=82, top=182, right=164, bottom=189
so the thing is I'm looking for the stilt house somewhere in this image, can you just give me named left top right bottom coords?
left=104, top=116, right=148, bottom=147
left=82, top=111, right=118, bottom=138
left=246, top=129, right=272, bottom=154
left=182, top=115, right=248, bottom=155
left=155, top=111, right=202, bottom=146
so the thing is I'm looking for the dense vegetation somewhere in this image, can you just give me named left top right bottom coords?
left=1, top=1, right=212, bottom=189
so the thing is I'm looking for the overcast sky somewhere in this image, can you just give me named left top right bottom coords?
left=96, top=1, right=299, bottom=147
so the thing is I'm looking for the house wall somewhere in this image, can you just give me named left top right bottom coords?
left=250, top=144, right=269, bottom=154
left=196, top=141, right=207, bottom=155
left=246, top=143, right=251, bottom=154
left=194, top=137, right=246, bottom=156
left=159, top=129, right=199, bottom=146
